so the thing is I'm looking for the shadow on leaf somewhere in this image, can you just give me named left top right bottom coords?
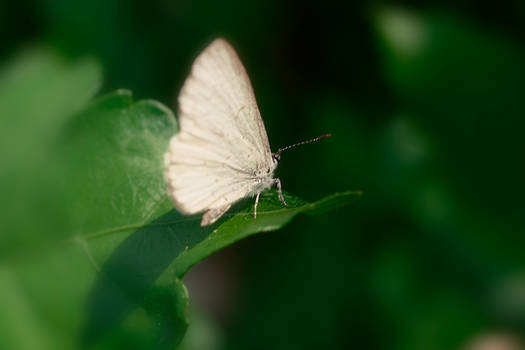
left=81, top=209, right=215, bottom=348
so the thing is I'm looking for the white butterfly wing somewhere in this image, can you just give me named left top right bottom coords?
left=165, top=38, right=274, bottom=226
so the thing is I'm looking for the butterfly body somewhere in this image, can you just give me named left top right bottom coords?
left=247, top=166, right=278, bottom=198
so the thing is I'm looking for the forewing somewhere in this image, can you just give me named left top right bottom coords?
left=165, top=38, right=272, bottom=216
left=177, top=38, right=272, bottom=170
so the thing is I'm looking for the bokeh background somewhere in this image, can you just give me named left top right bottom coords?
left=2, top=1, right=525, bottom=349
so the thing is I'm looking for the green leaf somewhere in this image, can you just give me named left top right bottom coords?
left=82, top=189, right=360, bottom=349
left=0, top=49, right=360, bottom=350
left=0, top=47, right=102, bottom=257
left=160, top=190, right=362, bottom=280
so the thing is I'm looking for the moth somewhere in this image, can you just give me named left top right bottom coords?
left=165, top=38, right=329, bottom=226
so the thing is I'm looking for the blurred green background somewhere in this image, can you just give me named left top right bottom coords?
left=2, top=1, right=525, bottom=349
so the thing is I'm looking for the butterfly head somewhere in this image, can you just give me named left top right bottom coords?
left=272, top=152, right=281, bottom=165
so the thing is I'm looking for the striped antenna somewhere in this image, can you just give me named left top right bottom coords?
left=274, top=133, right=331, bottom=158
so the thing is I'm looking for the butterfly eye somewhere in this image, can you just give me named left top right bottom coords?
left=272, top=153, right=280, bottom=164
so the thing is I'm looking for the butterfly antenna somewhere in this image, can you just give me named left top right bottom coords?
left=275, top=133, right=331, bottom=158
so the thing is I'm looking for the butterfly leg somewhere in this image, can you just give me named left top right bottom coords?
left=254, top=191, right=261, bottom=220
left=274, top=178, right=288, bottom=207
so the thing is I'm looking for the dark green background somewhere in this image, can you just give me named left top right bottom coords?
left=2, top=1, right=525, bottom=349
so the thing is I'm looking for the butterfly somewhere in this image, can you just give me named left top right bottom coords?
left=164, top=38, right=329, bottom=226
